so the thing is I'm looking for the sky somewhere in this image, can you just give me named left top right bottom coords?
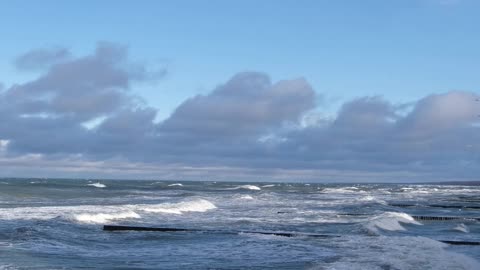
left=0, top=0, right=479, bottom=182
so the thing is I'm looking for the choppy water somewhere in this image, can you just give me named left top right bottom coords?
left=0, top=179, right=479, bottom=269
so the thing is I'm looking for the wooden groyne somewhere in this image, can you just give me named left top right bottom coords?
left=104, top=225, right=337, bottom=238
left=103, top=225, right=480, bottom=245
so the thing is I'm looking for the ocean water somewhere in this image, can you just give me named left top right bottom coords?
left=0, top=179, right=479, bottom=269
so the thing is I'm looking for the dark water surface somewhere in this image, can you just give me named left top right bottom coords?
left=0, top=179, right=479, bottom=269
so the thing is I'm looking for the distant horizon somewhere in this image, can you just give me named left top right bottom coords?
left=2, top=177, right=479, bottom=185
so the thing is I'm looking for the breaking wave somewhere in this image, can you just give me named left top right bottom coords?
left=322, top=187, right=366, bottom=194
left=141, top=199, right=217, bottom=215
left=87, top=182, right=106, bottom=188
left=167, top=183, right=183, bottom=187
left=319, top=236, right=479, bottom=270
left=357, top=195, right=386, bottom=204
left=366, top=212, right=422, bottom=233
left=230, top=185, right=261, bottom=191
left=74, top=211, right=140, bottom=224
left=0, top=199, right=217, bottom=221
left=453, top=223, right=470, bottom=233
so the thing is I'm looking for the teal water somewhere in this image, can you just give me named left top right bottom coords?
left=0, top=179, right=479, bottom=269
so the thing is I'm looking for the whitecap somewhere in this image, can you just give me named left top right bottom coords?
left=167, top=183, right=183, bottom=187
left=141, top=199, right=216, bottom=215
left=319, top=236, right=480, bottom=270
left=231, top=185, right=261, bottom=191
left=74, top=211, right=140, bottom=224
left=366, top=212, right=422, bottom=233
left=261, top=184, right=275, bottom=188
left=87, top=182, right=106, bottom=188
left=453, top=223, right=469, bottom=233
left=322, top=187, right=365, bottom=194
left=239, top=195, right=254, bottom=200
left=357, top=195, right=386, bottom=204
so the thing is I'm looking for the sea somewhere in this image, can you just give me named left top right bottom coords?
left=0, top=179, right=479, bottom=269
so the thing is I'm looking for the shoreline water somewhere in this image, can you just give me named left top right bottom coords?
left=1, top=179, right=479, bottom=269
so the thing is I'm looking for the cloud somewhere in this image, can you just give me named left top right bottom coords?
left=159, top=72, right=315, bottom=140
left=1, top=43, right=162, bottom=156
left=1, top=43, right=480, bottom=182
left=14, top=47, right=71, bottom=71
left=6, top=43, right=141, bottom=121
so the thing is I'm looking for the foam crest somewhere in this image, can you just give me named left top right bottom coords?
left=74, top=211, right=140, bottom=224
left=320, top=236, right=480, bottom=270
left=453, top=223, right=469, bottom=233
left=366, top=212, right=422, bottom=232
left=142, top=199, right=216, bottom=215
left=261, top=184, right=275, bottom=188
left=87, top=182, right=106, bottom=188
left=167, top=183, right=183, bottom=187
left=231, top=185, right=261, bottom=191
left=322, top=187, right=365, bottom=194
left=357, top=195, right=386, bottom=204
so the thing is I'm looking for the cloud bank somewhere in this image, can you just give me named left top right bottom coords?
left=1, top=43, right=479, bottom=182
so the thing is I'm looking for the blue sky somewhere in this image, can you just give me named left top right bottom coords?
left=2, top=0, right=479, bottom=118
left=0, top=0, right=480, bottom=181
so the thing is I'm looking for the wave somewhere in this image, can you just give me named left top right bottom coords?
left=0, top=264, right=18, bottom=270
left=141, top=199, right=216, bottom=215
left=365, top=212, right=422, bottom=233
left=87, top=182, right=106, bottom=188
left=356, top=195, right=386, bottom=204
left=74, top=211, right=140, bottom=224
left=167, top=183, right=183, bottom=187
left=322, top=187, right=365, bottom=194
left=230, top=185, right=261, bottom=191
left=319, top=236, right=480, bottom=270
left=0, top=198, right=218, bottom=222
left=261, top=184, right=275, bottom=188
left=149, top=181, right=163, bottom=185
left=453, top=223, right=469, bottom=233
left=239, top=195, right=254, bottom=200
left=399, top=186, right=480, bottom=195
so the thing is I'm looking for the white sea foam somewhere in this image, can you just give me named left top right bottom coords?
left=318, top=236, right=480, bottom=270
left=74, top=211, right=140, bottom=224
left=150, top=181, right=163, bottom=185
left=0, top=204, right=137, bottom=223
left=0, top=264, right=18, bottom=270
left=87, top=182, right=106, bottom=188
left=398, top=186, right=480, bottom=195
left=322, top=187, right=365, bottom=194
left=261, top=184, right=275, bottom=188
left=239, top=195, right=254, bottom=200
left=357, top=195, right=386, bottom=204
left=0, top=198, right=218, bottom=222
left=142, top=199, right=216, bottom=215
left=231, top=185, right=261, bottom=191
left=167, top=183, right=183, bottom=187
left=453, top=223, right=470, bottom=233
left=366, top=212, right=422, bottom=233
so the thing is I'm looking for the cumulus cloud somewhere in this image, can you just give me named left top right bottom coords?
left=1, top=43, right=479, bottom=182
left=160, top=72, right=315, bottom=140
left=6, top=43, right=141, bottom=121
left=1, top=43, right=161, bottom=156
